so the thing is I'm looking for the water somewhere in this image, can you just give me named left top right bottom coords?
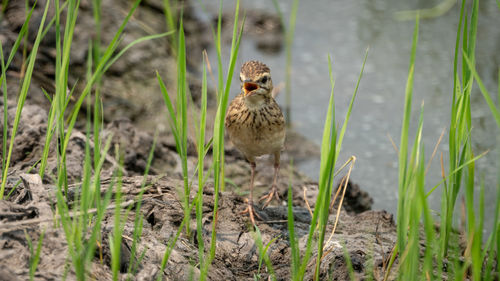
left=196, top=0, right=500, bottom=230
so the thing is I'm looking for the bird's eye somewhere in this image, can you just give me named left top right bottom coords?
left=260, top=76, right=268, bottom=83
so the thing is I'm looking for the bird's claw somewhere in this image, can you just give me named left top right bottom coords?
left=259, top=185, right=280, bottom=209
left=241, top=198, right=262, bottom=225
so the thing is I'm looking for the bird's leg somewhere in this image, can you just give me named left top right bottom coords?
left=241, top=161, right=261, bottom=225
left=259, top=151, right=281, bottom=208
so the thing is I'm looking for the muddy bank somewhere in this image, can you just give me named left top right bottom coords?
left=0, top=99, right=386, bottom=281
left=0, top=173, right=393, bottom=281
left=0, top=0, right=394, bottom=280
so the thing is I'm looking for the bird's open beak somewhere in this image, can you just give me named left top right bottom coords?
left=243, top=82, right=259, bottom=96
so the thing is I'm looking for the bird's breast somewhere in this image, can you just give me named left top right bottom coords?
left=225, top=100, right=285, bottom=158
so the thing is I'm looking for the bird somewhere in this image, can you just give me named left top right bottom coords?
left=225, top=60, right=286, bottom=225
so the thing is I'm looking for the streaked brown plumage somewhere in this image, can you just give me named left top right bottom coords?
left=225, top=60, right=285, bottom=225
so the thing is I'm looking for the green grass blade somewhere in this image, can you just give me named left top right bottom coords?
left=319, top=55, right=336, bottom=175
left=298, top=55, right=337, bottom=279
left=176, top=16, right=190, bottom=236
left=253, top=226, right=277, bottom=281
left=216, top=1, right=245, bottom=193
left=462, top=53, right=500, bottom=126
left=62, top=0, right=142, bottom=160
left=341, top=242, right=356, bottom=281
left=157, top=72, right=180, bottom=139
left=335, top=48, right=368, bottom=160
left=83, top=135, right=114, bottom=265
left=209, top=0, right=244, bottom=265
left=2, top=4, right=35, bottom=70
left=1, top=44, right=8, bottom=177
left=197, top=59, right=208, bottom=279
left=111, top=151, right=124, bottom=281
left=0, top=0, right=50, bottom=199
left=416, top=132, right=435, bottom=279
left=25, top=229, right=45, bottom=281
left=287, top=185, right=299, bottom=280
left=103, top=32, right=173, bottom=74
left=163, top=0, right=178, bottom=55
left=158, top=200, right=197, bottom=280
left=397, top=14, right=418, bottom=258
left=283, top=0, right=299, bottom=126
left=270, top=0, right=285, bottom=28
left=128, top=132, right=157, bottom=275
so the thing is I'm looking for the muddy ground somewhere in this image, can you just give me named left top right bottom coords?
left=0, top=0, right=397, bottom=280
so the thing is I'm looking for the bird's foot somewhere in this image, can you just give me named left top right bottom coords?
left=241, top=198, right=262, bottom=225
left=259, top=185, right=280, bottom=209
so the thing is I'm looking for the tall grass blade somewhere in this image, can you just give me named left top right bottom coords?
left=177, top=16, right=190, bottom=236
left=197, top=57, right=208, bottom=279
left=253, top=226, right=277, bottom=281
left=0, top=3, right=37, bottom=167
left=127, top=132, right=158, bottom=276
left=396, top=14, right=418, bottom=263
left=401, top=103, right=425, bottom=281
left=61, top=0, right=142, bottom=164
left=209, top=0, right=244, bottom=266
left=110, top=149, right=124, bottom=281
left=25, top=230, right=45, bottom=281
left=103, top=32, right=174, bottom=74
left=297, top=51, right=365, bottom=280
left=92, top=0, right=103, bottom=195
left=287, top=185, right=299, bottom=280
left=163, top=0, right=178, bottom=55
left=313, top=56, right=338, bottom=281
left=463, top=54, right=500, bottom=126
left=157, top=16, right=191, bottom=236
left=335, top=48, right=368, bottom=161
left=298, top=55, right=336, bottom=280
left=284, top=0, right=299, bottom=126
left=1, top=44, right=8, bottom=179
left=158, top=202, right=196, bottom=280
left=0, top=0, right=50, bottom=199
left=271, top=0, right=299, bottom=126
left=441, top=0, right=478, bottom=261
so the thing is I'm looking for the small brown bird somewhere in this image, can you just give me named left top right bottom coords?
left=225, top=60, right=286, bottom=225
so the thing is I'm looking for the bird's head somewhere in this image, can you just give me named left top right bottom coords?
left=239, top=60, right=273, bottom=106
